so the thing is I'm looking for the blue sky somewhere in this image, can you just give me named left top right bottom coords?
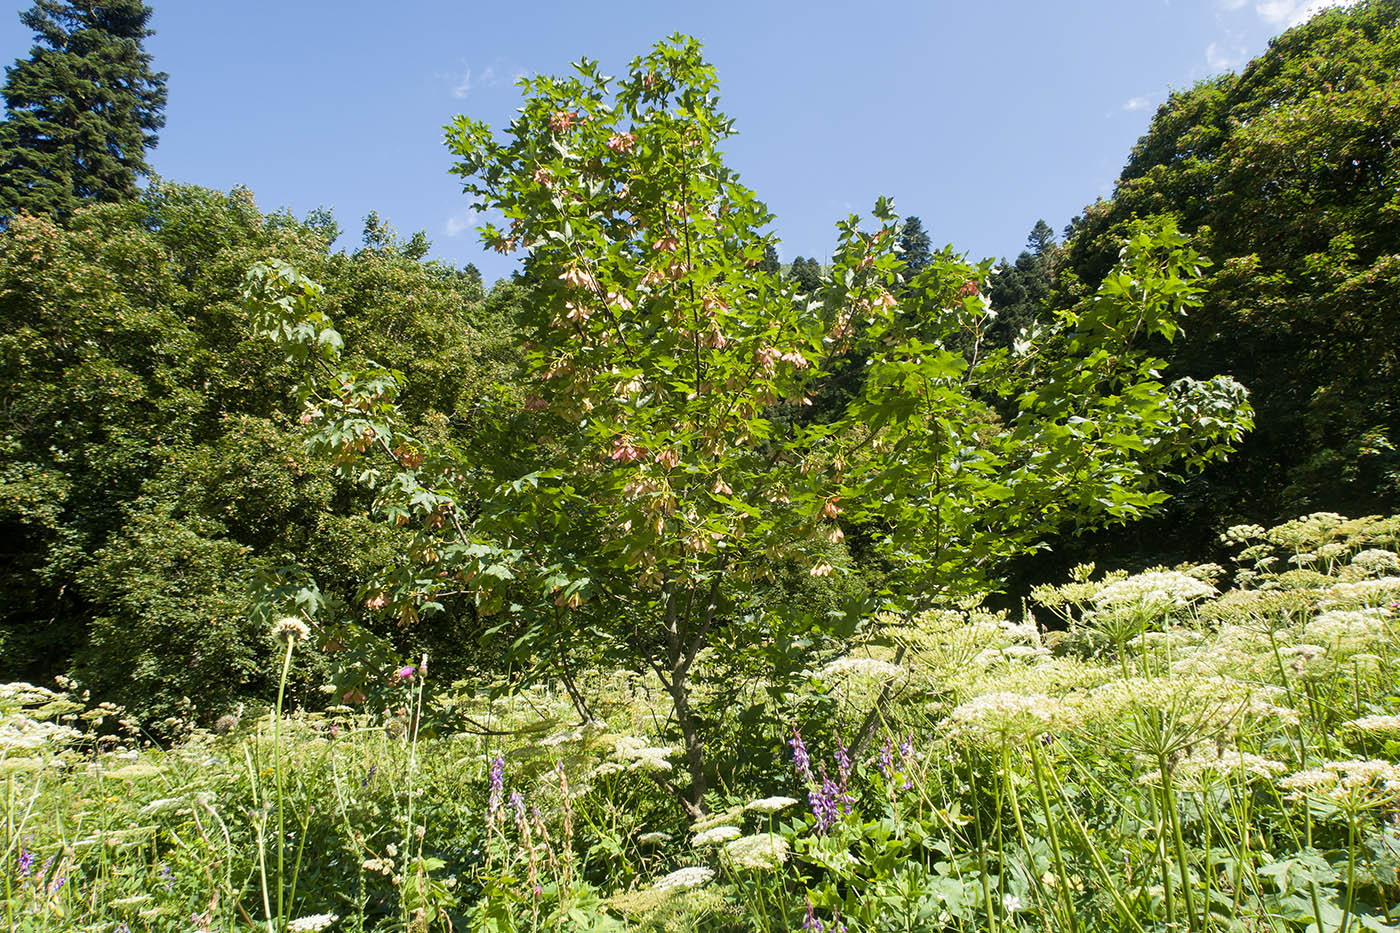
left=1, top=0, right=1355, bottom=283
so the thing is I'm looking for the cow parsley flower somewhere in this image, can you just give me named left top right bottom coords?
left=946, top=692, right=1066, bottom=743
left=288, top=915, right=339, bottom=933
left=691, top=825, right=741, bottom=847
left=723, top=832, right=789, bottom=870
left=1093, top=570, right=1216, bottom=615
left=1343, top=715, right=1400, bottom=734
left=746, top=795, right=799, bottom=814
left=650, top=866, right=714, bottom=893
left=1351, top=549, right=1400, bottom=575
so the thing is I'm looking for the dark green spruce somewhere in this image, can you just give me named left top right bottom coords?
left=0, top=0, right=167, bottom=222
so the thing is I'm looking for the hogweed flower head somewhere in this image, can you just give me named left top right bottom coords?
left=723, top=832, right=790, bottom=870
left=947, top=691, right=1066, bottom=744
left=650, top=866, right=714, bottom=893
left=272, top=616, right=311, bottom=647
left=691, top=825, right=741, bottom=847
left=745, top=795, right=799, bottom=814
left=288, top=915, right=339, bottom=933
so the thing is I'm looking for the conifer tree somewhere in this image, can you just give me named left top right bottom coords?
left=898, top=214, right=932, bottom=280
left=0, top=0, right=167, bottom=221
left=757, top=241, right=780, bottom=274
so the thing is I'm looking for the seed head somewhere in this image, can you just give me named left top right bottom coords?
left=273, top=617, right=311, bottom=646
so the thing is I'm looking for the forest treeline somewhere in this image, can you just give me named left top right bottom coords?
left=0, top=0, right=1396, bottom=729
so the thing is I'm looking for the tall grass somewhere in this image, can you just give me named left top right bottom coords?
left=3, top=512, right=1398, bottom=931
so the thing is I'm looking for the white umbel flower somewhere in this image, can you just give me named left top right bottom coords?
left=691, top=825, right=741, bottom=847
left=745, top=795, right=799, bottom=814
left=650, top=866, right=715, bottom=892
left=1093, top=571, right=1216, bottom=614
left=946, top=692, right=1066, bottom=743
left=288, top=914, right=339, bottom=932
left=722, top=832, right=790, bottom=870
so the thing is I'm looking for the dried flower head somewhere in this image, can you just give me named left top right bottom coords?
left=272, top=617, right=311, bottom=646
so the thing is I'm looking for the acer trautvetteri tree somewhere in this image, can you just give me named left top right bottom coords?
left=0, top=0, right=167, bottom=221
left=250, top=35, right=1251, bottom=815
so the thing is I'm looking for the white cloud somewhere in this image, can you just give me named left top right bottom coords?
left=1220, top=0, right=1358, bottom=27
left=445, top=214, right=472, bottom=237
left=1122, top=95, right=1154, bottom=112
left=1205, top=41, right=1248, bottom=70
left=438, top=62, right=503, bottom=100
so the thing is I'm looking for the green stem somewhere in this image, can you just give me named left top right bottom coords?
left=1157, top=750, right=1197, bottom=932
left=968, top=757, right=1000, bottom=933
left=1029, top=741, right=1078, bottom=933
left=273, top=637, right=295, bottom=931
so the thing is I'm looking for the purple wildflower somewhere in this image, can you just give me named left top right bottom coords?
left=803, top=898, right=824, bottom=933
left=510, top=790, right=526, bottom=824
left=809, top=765, right=855, bottom=833
left=159, top=862, right=173, bottom=891
left=790, top=727, right=813, bottom=783
left=487, top=754, right=505, bottom=823
left=898, top=736, right=917, bottom=790
left=878, top=738, right=894, bottom=779
left=833, top=732, right=851, bottom=784
left=17, top=845, right=33, bottom=879
left=395, top=665, right=416, bottom=681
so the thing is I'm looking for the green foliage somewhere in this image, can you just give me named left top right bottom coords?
left=0, top=183, right=515, bottom=727
left=986, top=218, right=1056, bottom=350
left=1059, top=0, right=1400, bottom=530
left=787, top=255, right=822, bottom=293
left=257, top=36, right=1251, bottom=819
left=0, top=0, right=167, bottom=221
left=5, top=510, right=1399, bottom=931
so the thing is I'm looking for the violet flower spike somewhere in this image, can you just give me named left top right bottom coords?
left=878, top=738, right=894, bottom=780
left=790, top=726, right=813, bottom=783
left=487, top=754, right=505, bottom=822
left=833, top=731, right=851, bottom=787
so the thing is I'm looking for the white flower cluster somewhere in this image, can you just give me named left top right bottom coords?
left=722, top=832, right=790, bottom=870
left=636, top=830, right=671, bottom=845
left=1137, top=746, right=1287, bottom=789
left=817, top=657, right=905, bottom=682
left=745, top=795, right=799, bottom=814
left=946, top=692, right=1066, bottom=743
left=288, top=914, right=339, bottom=932
left=0, top=713, right=81, bottom=752
left=1304, top=608, right=1390, bottom=645
left=650, top=866, right=715, bottom=893
left=1269, top=512, right=1347, bottom=549
left=1351, top=549, right=1400, bottom=575
left=691, top=825, right=742, bottom=847
left=1278, top=759, right=1400, bottom=805
left=1093, top=571, right=1217, bottom=615
left=1221, top=524, right=1267, bottom=545
left=1319, top=577, right=1400, bottom=608
left=593, top=735, right=676, bottom=776
left=1343, top=715, right=1400, bottom=734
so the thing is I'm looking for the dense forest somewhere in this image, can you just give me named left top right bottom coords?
left=2, top=2, right=1399, bottom=931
